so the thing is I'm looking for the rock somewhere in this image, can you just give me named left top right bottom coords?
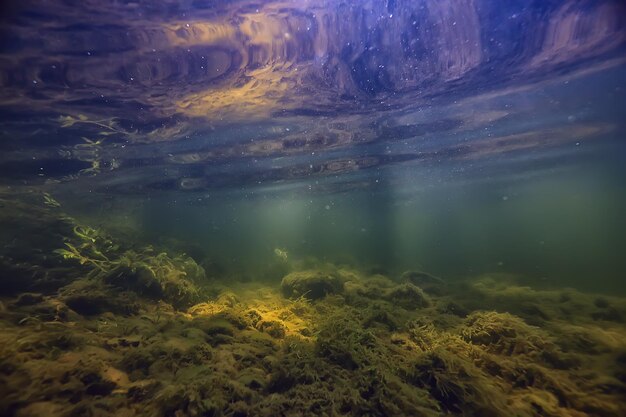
left=60, top=280, right=140, bottom=316
left=400, top=270, right=446, bottom=295
left=591, top=307, right=623, bottom=323
left=281, top=270, right=343, bottom=300
left=594, top=297, right=609, bottom=308
left=384, top=283, right=430, bottom=309
left=64, top=293, right=113, bottom=316
left=439, top=301, right=469, bottom=317
left=257, top=320, right=286, bottom=338
left=363, top=309, right=401, bottom=330
left=190, top=316, right=235, bottom=337
left=344, top=274, right=395, bottom=299
left=103, top=264, right=200, bottom=309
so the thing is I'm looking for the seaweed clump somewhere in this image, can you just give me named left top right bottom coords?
left=55, top=225, right=205, bottom=309
left=461, top=311, right=553, bottom=356
left=406, top=349, right=509, bottom=416
left=315, top=315, right=378, bottom=370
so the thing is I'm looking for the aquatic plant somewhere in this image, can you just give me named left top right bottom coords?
left=3, top=201, right=626, bottom=417
left=54, top=225, right=117, bottom=273
left=58, top=114, right=129, bottom=135
left=405, top=348, right=510, bottom=416
left=53, top=223, right=204, bottom=309
left=461, top=311, right=553, bottom=356
left=273, top=247, right=288, bottom=261
left=42, top=193, right=61, bottom=208
left=316, top=315, right=379, bottom=370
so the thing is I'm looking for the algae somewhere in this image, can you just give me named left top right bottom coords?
left=1, top=195, right=625, bottom=417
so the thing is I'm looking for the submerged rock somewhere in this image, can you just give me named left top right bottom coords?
left=256, top=320, right=286, bottom=338
left=594, top=297, right=610, bottom=308
left=103, top=262, right=201, bottom=309
left=384, top=283, right=430, bottom=309
left=281, top=270, right=343, bottom=300
left=59, top=280, right=140, bottom=316
left=191, top=316, right=236, bottom=337
left=439, top=301, right=470, bottom=317
left=401, top=270, right=446, bottom=295
left=591, top=307, right=623, bottom=323
left=64, top=293, right=113, bottom=316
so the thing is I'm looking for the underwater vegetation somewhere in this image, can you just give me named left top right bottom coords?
left=55, top=227, right=205, bottom=310
left=0, top=192, right=625, bottom=417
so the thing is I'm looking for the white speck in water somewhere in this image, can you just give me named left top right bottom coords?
left=502, top=196, right=509, bottom=201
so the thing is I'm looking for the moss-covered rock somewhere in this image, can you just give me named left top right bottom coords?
left=60, top=279, right=140, bottom=316
left=384, top=283, right=430, bottom=309
left=102, top=255, right=202, bottom=309
left=401, top=270, right=447, bottom=295
left=190, top=316, right=235, bottom=337
left=256, top=320, right=286, bottom=338
left=281, top=269, right=343, bottom=300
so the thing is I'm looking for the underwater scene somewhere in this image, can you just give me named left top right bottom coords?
left=1, top=0, right=626, bottom=416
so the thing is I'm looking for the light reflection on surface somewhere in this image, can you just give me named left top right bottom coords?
left=0, top=0, right=624, bottom=194
left=0, top=1, right=625, bottom=288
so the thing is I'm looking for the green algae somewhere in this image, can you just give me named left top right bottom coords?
left=1, top=195, right=626, bottom=417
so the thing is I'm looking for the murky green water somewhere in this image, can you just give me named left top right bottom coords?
left=51, top=65, right=626, bottom=293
